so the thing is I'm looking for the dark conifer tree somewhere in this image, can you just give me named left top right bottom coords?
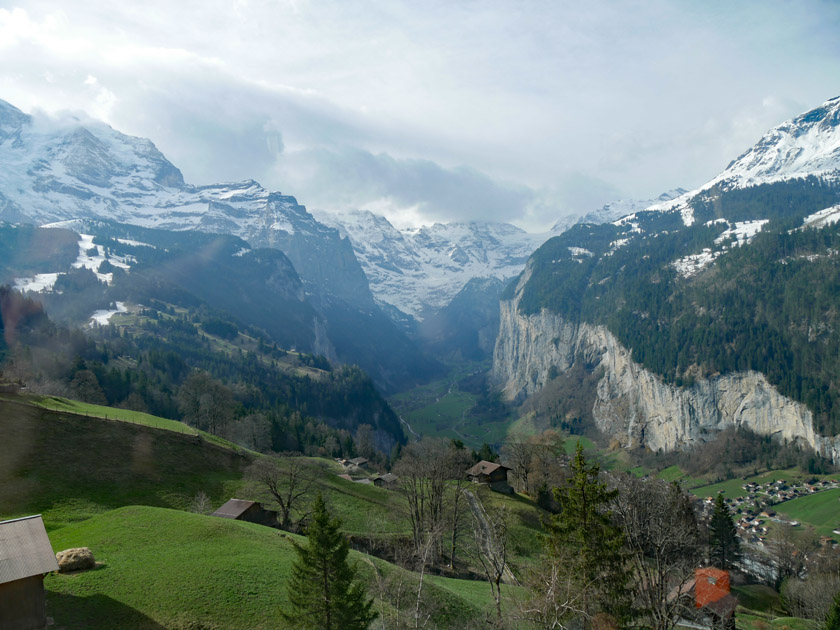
left=709, top=493, right=741, bottom=570
left=281, top=493, right=377, bottom=630
left=545, top=442, right=632, bottom=625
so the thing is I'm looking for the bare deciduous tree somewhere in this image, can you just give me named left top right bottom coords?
left=189, top=491, right=212, bottom=514
left=469, top=493, right=510, bottom=626
left=229, top=412, right=272, bottom=452
left=177, top=370, right=235, bottom=435
left=767, top=523, right=815, bottom=588
left=246, top=456, right=312, bottom=531
left=518, top=544, right=595, bottom=630
left=393, top=437, right=460, bottom=561
left=502, top=430, right=567, bottom=497
left=609, top=475, right=703, bottom=630
left=448, top=446, right=473, bottom=570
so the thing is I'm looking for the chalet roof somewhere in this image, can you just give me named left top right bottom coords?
left=466, top=460, right=510, bottom=477
left=702, top=593, right=738, bottom=617
left=377, top=473, right=398, bottom=484
left=211, top=499, right=259, bottom=519
left=348, top=457, right=369, bottom=466
left=0, top=515, right=59, bottom=584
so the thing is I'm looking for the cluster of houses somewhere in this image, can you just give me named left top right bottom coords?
left=740, top=477, right=839, bottom=504
left=332, top=458, right=513, bottom=493
left=335, top=457, right=400, bottom=488
left=699, top=477, right=840, bottom=547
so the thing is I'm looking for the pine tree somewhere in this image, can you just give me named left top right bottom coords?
left=542, top=442, right=632, bottom=625
left=825, top=592, right=840, bottom=630
left=709, top=493, right=741, bottom=570
left=281, top=493, right=377, bottom=630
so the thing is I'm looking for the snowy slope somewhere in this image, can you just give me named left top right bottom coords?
left=313, top=208, right=549, bottom=318
left=550, top=188, right=687, bottom=233
left=315, top=189, right=691, bottom=319
left=642, top=96, right=840, bottom=227
left=0, top=99, right=372, bottom=306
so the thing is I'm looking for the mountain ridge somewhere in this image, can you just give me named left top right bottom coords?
left=492, top=95, right=840, bottom=459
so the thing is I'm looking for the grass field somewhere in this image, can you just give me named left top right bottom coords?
left=44, top=506, right=511, bottom=630
left=691, top=469, right=840, bottom=500
left=389, top=362, right=517, bottom=449
left=0, top=397, right=249, bottom=530
left=19, top=394, right=236, bottom=449
left=774, top=488, right=840, bottom=536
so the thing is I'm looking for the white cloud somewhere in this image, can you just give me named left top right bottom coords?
left=0, top=1, right=839, bottom=229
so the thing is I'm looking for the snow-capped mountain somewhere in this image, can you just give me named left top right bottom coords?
left=493, top=96, right=840, bottom=460
left=0, top=98, right=444, bottom=391
left=312, top=208, right=548, bottom=319
left=547, top=188, right=688, bottom=235
left=314, top=188, right=691, bottom=320
left=642, top=96, right=840, bottom=226
left=0, top=99, right=372, bottom=306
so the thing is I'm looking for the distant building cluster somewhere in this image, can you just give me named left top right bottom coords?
left=698, top=477, right=840, bottom=548
left=335, top=458, right=400, bottom=489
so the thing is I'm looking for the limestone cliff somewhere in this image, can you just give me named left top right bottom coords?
left=491, top=265, right=840, bottom=462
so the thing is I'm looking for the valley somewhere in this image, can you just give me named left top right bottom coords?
left=2, top=86, right=840, bottom=629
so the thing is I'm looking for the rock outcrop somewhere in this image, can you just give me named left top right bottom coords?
left=491, top=265, right=840, bottom=462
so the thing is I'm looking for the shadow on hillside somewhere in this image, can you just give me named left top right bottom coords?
left=47, top=591, right=167, bottom=630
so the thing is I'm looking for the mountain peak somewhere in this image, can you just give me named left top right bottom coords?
left=0, top=99, right=31, bottom=138
left=720, top=96, right=840, bottom=185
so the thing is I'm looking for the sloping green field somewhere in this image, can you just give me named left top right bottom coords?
left=774, top=488, right=840, bottom=536
left=0, top=397, right=249, bottom=530
left=45, top=506, right=508, bottom=630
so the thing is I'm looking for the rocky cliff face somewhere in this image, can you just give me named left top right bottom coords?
left=491, top=266, right=840, bottom=462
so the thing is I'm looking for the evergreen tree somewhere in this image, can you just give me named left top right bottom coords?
left=709, top=493, right=741, bottom=570
left=825, top=592, right=840, bottom=630
left=543, top=442, right=631, bottom=625
left=281, top=493, right=377, bottom=630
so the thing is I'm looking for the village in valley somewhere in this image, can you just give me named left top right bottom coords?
left=699, top=477, right=840, bottom=548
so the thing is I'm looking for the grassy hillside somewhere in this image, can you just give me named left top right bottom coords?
left=0, top=395, right=413, bottom=536
left=0, top=397, right=249, bottom=530
left=775, top=488, right=840, bottom=536
left=45, top=506, right=513, bottom=630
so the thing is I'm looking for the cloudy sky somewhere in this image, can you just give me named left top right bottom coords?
left=1, top=1, right=839, bottom=230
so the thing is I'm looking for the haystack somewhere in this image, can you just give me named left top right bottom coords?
left=56, top=547, right=95, bottom=572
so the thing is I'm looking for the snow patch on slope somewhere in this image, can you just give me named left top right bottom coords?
left=802, top=204, right=840, bottom=229
left=90, top=301, right=127, bottom=326
left=672, top=219, right=769, bottom=277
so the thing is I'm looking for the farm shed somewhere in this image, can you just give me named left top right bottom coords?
left=211, top=499, right=278, bottom=527
left=0, top=515, right=60, bottom=630
left=466, top=461, right=511, bottom=484
left=373, top=473, right=398, bottom=488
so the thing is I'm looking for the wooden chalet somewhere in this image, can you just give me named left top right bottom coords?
left=466, top=460, right=510, bottom=484
left=0, top=515, right=60, bottom=630
left=466, top=460, right=513, bottom=493
left=373, top=473, right=398, bottom=488
left=211, top=499, right=278, bottom=527
left=670, top=568, right=737, bottom=630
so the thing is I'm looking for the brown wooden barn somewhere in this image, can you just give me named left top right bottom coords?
left=211, top=499, right=278, bottom=527
left=0, top=515, right=60, bottom=630
left=466, top=461, right=513, bottom=493
left=466, top=460, right=510, bottom=484
left=373, top=473, right=398, bottom=488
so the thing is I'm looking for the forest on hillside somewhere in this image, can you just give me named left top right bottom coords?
left=515, top=179, right=840, bottom=435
